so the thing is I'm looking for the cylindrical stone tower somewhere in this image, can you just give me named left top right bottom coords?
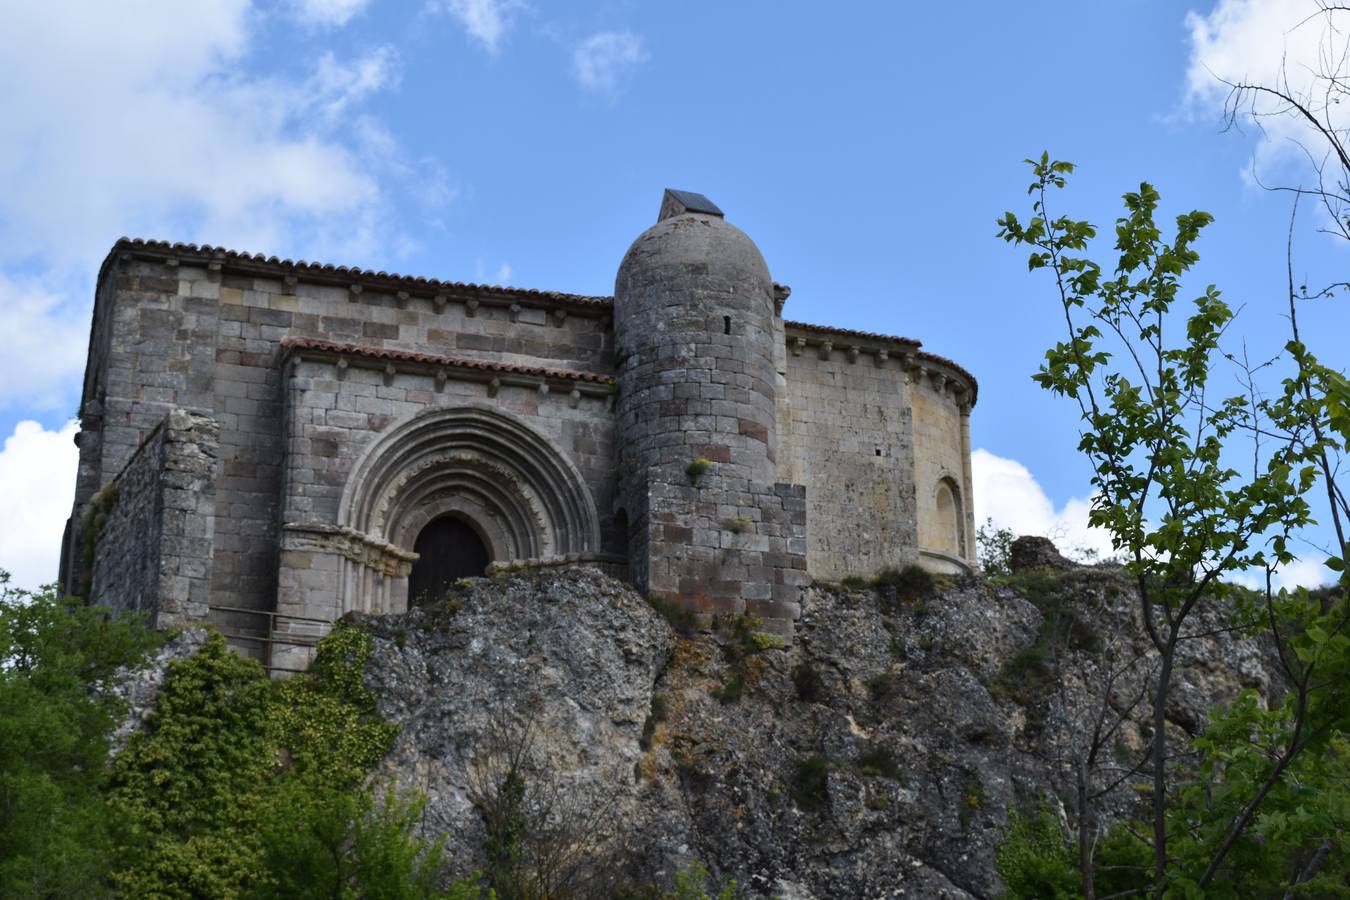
left=615, top=189, right=804, bottom=627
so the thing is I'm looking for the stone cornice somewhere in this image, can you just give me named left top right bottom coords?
left=281, top=521, right=418, bottom=575
left=784, top=330, right=978, bottom=407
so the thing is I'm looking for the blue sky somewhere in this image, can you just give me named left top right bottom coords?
left=1, top=0, right=1346, bottom=589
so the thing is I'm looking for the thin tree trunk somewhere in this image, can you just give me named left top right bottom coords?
left=1152, top=646, right=1175, bottom=890
left=1078, top=757, right=1096, bottom=899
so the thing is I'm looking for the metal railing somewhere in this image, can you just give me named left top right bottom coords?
left=208, top=605, right=335, bottom=674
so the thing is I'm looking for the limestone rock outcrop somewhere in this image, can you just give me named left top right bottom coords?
left=335, top=558, right=1280, bottom=898
left=110, top=549, right=1283, bottom=897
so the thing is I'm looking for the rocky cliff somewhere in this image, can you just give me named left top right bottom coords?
left=326, top=552, right=1279, bottom=899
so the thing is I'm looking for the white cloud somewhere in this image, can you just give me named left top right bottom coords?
left=1185, top=0, right=1350, bottom=186
left=312, top=47, right=402, bottom=120
left=0, top=1, right=408, bottom=268
left=474, top=259, right=512, bottom=284
left=0, top=1, right=443, bottom=415
left=972, top=448, right=1116, bottom=562
left=0, top=420, right=79, bottom=591
left=974, top=448, right=1339, bottom=589
left=572, top=31, right=647, bottom=96
left=439, top=0, right=523, bottom=54
left=292, top=0, right=371, bottom=27
left=0, top=274, right=89, bottom=412
left=1272, top=556, right=1335, bottom=590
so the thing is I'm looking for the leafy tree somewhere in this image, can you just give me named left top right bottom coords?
left=976, top=518, right=1015, bottom=577
left=0, top=571, right=159, bottom=899
left=999, top=154, right=1350, bottom=896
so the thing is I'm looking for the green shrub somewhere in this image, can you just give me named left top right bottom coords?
left=791, top=755, right=831, bottom=813
left=646, top=594, right=698, bottom=634
left=995, top=806, right=1079, bottom=900
left=747, top=630, right=785, bottom=651
left=724, top=514, right=753, bottom=535
left=711, top=671, right=745, bottom=705
left=105, top=625, right=464, bottom=898
left=866, top=670, right=898, bottom=703
left=871, top=564, right=935, bottom=601
left=791, top=662, right=825, bottom=702
left=669, top=861, right=735, bottom=900
left=685, top=457, right=712, bottom=485
left=1091, top=824, right=1152, bottom=897
left=857, top=745, right=900, bottom=780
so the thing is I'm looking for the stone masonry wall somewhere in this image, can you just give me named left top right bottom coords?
left=72, top=245, right=614, bottom=625
left=911, top=373, right=976, bottom=568
left=614, top=212, right=806, bottom=632
left=89, top=409, right=218, bottom=628
left=780, top=339, right=918, bottom=581
left=274, top=355, right=618, bottom=632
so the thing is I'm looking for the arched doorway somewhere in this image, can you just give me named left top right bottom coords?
left=408, top=515, right=490, bottom=607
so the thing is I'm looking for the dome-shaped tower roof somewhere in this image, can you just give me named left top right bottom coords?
left=615, top=188, right=772, bottom=308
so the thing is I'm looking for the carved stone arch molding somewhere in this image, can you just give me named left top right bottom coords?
left=337, top=404, right=602, bottom=611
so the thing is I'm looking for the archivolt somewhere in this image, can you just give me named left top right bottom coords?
left=339, top=405, right=601, bottom=562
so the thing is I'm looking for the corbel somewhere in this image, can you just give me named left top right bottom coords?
left=874, top=348, right=889, bottom=367
left=433, top=294, right=449, bottom=313
left=847, top=345, right=861, bottom=364
left=396, top=290, right=410, bottom=310
left=509, top=303, right=522, bottom=322
left=791, top=336, right=806, bottom=357
left=382, top=362, right=397, bottom=387
left=551, top=308, right=568, bottom=327
left=487, top=377, right=501, bottom=398
left=569, top=386, right=581, bottom=409
left=348, top=284, right=363, bottom=303
left=335, top=357, right=349, bottom=380
left=817, top=340, right=833, bottom=361
left=465, top=298, right=480, bottom=318
left=434, top=368, right=448, bottom=393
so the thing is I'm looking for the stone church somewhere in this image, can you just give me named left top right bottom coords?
left=61, top=190, right=977, bottom=670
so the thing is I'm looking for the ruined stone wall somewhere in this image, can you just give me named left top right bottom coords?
left=780, top=336, right=918, bottom=581
left=88, top=410, right=218, bottom=628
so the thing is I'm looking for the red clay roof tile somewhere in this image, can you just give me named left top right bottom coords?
left=279, top=337, right=615, bottom=384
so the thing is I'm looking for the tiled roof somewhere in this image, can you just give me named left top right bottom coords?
left=114, top=238, right=612, bottom=308
left=916, top=351, right=979, bottom=405
left=784, top=320, right=922, bottom=346
left=280, top=337, right=615, bottom=384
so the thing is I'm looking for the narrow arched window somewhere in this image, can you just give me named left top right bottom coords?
left=935, top=479, right=962, bottom=555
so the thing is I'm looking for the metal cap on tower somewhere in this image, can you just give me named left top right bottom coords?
left=658, top=188, right=724, bottom=222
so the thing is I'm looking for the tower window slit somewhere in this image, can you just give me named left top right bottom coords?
left=723, top=315, right=731, bottom=335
